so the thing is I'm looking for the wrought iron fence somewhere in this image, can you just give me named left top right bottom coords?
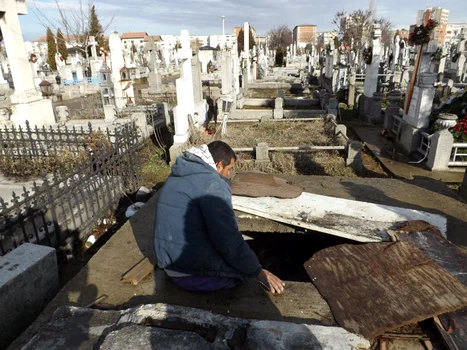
left=0, top=121, right=141, bottom=256
left=0, top=120, right=126, bottom=158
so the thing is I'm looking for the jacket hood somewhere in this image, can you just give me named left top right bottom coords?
left=172, top=150, right=218, bottom=178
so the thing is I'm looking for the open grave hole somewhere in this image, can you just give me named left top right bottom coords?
left=243, top=230, right=358, bottom=283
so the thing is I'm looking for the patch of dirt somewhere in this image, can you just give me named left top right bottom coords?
left=234, top=151, right=357, bottom=177
left=360, top=148, right=390, bottom=178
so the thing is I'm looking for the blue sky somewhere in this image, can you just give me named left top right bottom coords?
left=20, top=0, right=467, bottom=41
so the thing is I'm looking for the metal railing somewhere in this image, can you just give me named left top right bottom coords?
left=449, top=143, right=467, bottom=166
left=87, top=77, right=101, bottom=84
left=417, top=131, right=432, bottom=159
left=0, top=121, right=125, bottom=158
left=0, top=121, right=141, bottom=256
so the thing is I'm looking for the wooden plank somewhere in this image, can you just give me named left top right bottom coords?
left=121, top=258, right=154, bottom=286
left=232, top=192, right=447, bottom=243
left=304, top=242, right=467, bottom=339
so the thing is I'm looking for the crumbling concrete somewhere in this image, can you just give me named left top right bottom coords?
left=23, top=304, right=370, bottom=350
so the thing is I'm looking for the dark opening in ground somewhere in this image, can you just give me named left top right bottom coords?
left=245, top=230, right=360, bottom=282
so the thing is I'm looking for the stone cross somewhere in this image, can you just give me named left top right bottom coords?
left=0, top=0, right=40, bottom=99
left=89, top=36, right=98, bottom=59
left=148, top=36, right=157, bottom=72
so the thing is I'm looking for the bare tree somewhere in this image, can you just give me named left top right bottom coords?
left=267, top=24, right=293, bottom=49
left=32, top=0, right=114, bottom=62
left=332, top=9, right=392, bottom=52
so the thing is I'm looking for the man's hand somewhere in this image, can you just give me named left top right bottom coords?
left=256, top=269, right=285, bottom=294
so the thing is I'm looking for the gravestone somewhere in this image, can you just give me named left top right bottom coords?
left=221, top=50, right=233, bottom=95
left=360, top=24, right=382, bottom=121
left=384, top=90, right=402, bottom=130
left=0, top=0, right=55, bottom=126
left=391, top=35, right=400, bottom=72
left=147, top=35, right=163, bottom=93
left=109, top=31, right=135, bottom=108
left=172, top=30, right=207, bottom=145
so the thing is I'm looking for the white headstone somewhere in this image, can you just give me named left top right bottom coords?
left=109, top=31, right=126, bottom=108
left=0, top=0, right=55, bottom=126
left=364, top=24, right=382, bottom=99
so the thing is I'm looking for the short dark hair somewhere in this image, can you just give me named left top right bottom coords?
left=208, top=141, right=237, bottom=166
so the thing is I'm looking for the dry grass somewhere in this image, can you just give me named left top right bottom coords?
left=234, top=151, right=357, bottom=177
left=139, top=140, right=172, bottom=190
left=185, top=119, right=355, bottom=177
left=190, top=120, right=333, bottom=148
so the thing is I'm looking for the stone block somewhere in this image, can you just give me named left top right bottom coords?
left=131, top=112, right=151, bottom=139
left=169, top=143, right=185, bottom=165
left=367, top=92, right=383, bottom=124
left=274, top=97, right=283, bottom=109
left=10, top=98, right=56, bottom=127
left=273, top=108, right=284, bottom=119
left=255, top=142, right=269, bottom=162
left=346, top=141, right=363, bottom=173
left=426, top=130, right=454, bottom=170
left=357, top=94, right=368, bottom=119
left=0, top=243, right=59, bottom=350
left=335, top=124, right=347, bottom=137
left=55, top=105, right=69, bottom=124
left=247, top=320, right=370, bottom=350
left=398, top=122, right=422, bottom=154
left=104, top=105, right=117, bottom=122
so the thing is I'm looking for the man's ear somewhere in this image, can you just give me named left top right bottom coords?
left=216, top=161, right=224, bottom=171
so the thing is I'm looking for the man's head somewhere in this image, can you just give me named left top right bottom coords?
left=207, top=141, right=237, bottom=177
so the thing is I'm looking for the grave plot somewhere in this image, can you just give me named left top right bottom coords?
left=189, top=119, right=357, bottom=177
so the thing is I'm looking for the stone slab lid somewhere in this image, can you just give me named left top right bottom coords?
left=231, top=172, right=303, bottom=199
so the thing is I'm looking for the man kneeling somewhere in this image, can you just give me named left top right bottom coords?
left=153, top=141, right=285, bottom=293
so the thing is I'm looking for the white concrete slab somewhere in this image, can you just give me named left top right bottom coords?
left=232, top=192, right=447, bottom=242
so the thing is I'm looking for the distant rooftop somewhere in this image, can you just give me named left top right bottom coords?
left=120, top=32, right=148, bottom=39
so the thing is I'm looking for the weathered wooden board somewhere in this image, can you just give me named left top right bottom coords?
left=121, top=258, right=154, bottom=286
left=232, top=192, right=447, bottom=243
left=304, top=242, right=467, bottom=339
left=397, top=225, right=467, bottom=350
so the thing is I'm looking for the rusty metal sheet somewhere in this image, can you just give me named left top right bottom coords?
left=397, top=223, right=467, bottom=350
left=304, top=241, right=467, bottom=339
